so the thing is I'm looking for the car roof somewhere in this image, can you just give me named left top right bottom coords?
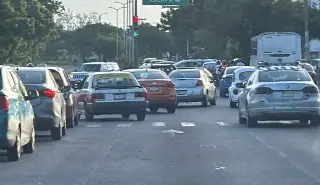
left=174, top=68, right=201, bottom=72
left=46, top=66, right=64, bottom=72
left=256, top=66, right=302, bottom=71
left=124, top=68, right=162, bottom=72
left=91, top=71, right=132, bottom=76
left=151, top=63, right=175, bottom=66
left=16, top=67, right=48, bottom=72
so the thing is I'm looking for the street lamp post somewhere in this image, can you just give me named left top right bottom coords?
left=93, top=12, right=108, bottom=23
left=109, top=7, right=125, bottom=61
left=115, top=1, right=128, bottom=61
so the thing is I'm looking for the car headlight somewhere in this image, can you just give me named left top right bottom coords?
left=68, top=74, right=73, bottom=79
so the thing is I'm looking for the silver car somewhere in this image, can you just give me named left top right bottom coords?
left=169, top=69, right=216, bottom=107
left=238, top=65, right=320, bottom=127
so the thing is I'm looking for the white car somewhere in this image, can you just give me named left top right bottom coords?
left=228, top=66, right=255, bottom=108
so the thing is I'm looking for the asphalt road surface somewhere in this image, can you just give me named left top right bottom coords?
left=1, top=97, right=320, bottom=185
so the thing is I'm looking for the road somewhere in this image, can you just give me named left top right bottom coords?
left=1, top=97, right=320, bottom=185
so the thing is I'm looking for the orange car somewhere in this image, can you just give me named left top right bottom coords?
left=124, top=69, right=177, bottom=113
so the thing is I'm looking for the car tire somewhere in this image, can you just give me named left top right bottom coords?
left=238, top=111, right=246, bottom=124
left=167, top=105, right=176, bottom=114
left=23, top=125, right=35, bottom=154
left=122, top=113, right=130, bottom=119
left=74, top=113, right=80, bottom=126
left=136, top=112, right=146, bottom=121
left=149, top=107, right=158, bottom=113
left=62, top=122, right=67, bottom=136
left=209, top=94, right=216, bottom=105
left=201, top=96, right=208, bottom=107
left=84, top=104, right=94, bottom=121
left=310, top=117, right=319, bottom=126
left=7, top=129, right=21, bottom=161
left=246, top=108, right=257, bottom=128
left=229, top=100, right=237, bottom=108
left=51, top=124, right=62, bottom=141
left=66, top=113, right=75, bottom=128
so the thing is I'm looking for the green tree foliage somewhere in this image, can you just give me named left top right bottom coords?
left=158, top=0, right=320, bottom=58
left=0, top=0, right=63, bottom=64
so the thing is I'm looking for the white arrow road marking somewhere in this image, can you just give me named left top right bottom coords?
left=152, top=122, right=166, bottom=127
left=181, top=122, right=195, bottom=127
left=162, top=129, right=184, bottom=134
left=117, top=123, right=132, bottom=127
left=86, top=124, right=101, bottom=128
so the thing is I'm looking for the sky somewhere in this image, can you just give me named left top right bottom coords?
left=61, top=0, right=165, bottom=26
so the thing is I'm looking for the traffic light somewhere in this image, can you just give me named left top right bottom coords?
left=133, top=16, right=139, bottom=26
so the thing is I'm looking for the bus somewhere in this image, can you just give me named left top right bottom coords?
left=249, top=32, right=302, bottom=66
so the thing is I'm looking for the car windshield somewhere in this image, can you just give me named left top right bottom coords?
left=151, top=65, right=176, bottom=74
left=169, top=70, right=200, bottom=78
left=92, top=73, right=139, bottom=88
left=79, top=64, right=101, bottom=72
left=226, top=67, right=240, bottom=74
left=259, top=70, right=311, bottom=82
left=239, top=71, right=254, bottom=81
left=17, top=71, right=45, bottom=84
left=131, top=71, right=167, bottom=80
left=203, top=63, right=216, bottom=69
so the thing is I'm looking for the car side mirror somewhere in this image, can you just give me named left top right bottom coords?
left=62, top=86, right=71, bottom=92
left=26, top=89, right=39, bottom=100
left=236, top=82, right=245, bottom=88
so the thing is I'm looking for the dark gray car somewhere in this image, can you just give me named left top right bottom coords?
left=16, top=67, right=67, bottom=140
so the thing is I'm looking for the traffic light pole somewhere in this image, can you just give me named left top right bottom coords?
left=133, top=0, right=138, bottom=68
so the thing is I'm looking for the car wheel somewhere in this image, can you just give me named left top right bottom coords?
left=62, top=121, right=67, bottom=136
left=136, top=112, right=146, bottom=121
left=23, top=125, right=35, bottom=153
left=310, top=117, right=319, bottom=126
left=238, top=111, right=246, bottom=124
left=209, top=93, right=216, bottom=105
left=122, top=113, right=130, bottom=119
left=201, top=95, right=208, bottom=107
left=229, top=100, right=237, bottom=108
left=246, top=106, right=257, bottom=127
left=74, top=113, right=80, bottom=126
left=166, top=105, right=176, bottom=114
left=7, top=129, right=21, bottom=161
left=66, top=112, right=75, bottom=128
left=84, top=104, right=94, bottom=121
left=51, top=124, right=62, bottom=141
left=149, top=107, right=158, bottom=113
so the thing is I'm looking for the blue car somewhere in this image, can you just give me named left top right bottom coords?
left=0, top=66, right=39, bottom=161
left=219, top=66, right=242, bottom=97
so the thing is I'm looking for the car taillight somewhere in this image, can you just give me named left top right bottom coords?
left=302, top=86, right=319, bottom=93
left=135, top=92, right=146, bottom=99
left=196, top=80, right=203, bottom=86
left=254, top=87, right=273, bottom=94
left=164, top=82, right=175, bottom=88
left=0, top=96, right=9, bottom=112
left=43, top=89, right=56, bottom=98
left=89, top=93, right=104, bottom=103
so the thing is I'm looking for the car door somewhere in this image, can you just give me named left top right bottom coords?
left=62, top=70, right=77, bottom=114
left=8, top=71, right=29, bottom=143
left=239, top=72, right=257, bottom=114
left=202, top=72, right=214, bottom=99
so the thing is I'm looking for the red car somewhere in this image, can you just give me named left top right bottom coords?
left=124, top=69, right=177, bottom=113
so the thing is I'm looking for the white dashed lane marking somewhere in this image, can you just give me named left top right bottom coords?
left=181, top=122, right=196, bottom=127
left=217, top=122, right=229, bottom=126
left=117, top=123, right=132, bottom=127
left=152, top=122, right=166, bottom=127
left=86, top=124, right=101, bottom=128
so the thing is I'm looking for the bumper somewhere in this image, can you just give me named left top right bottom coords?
left=230, top=93, right=239, bottom=102
left=176, top=87, right=205, bottom=102
left=33, top=106, right=58, bottom=131
left=248, top=102, right=320, bottom=120
left=148, top=100, right=176, bottom=108
left=86, top=101, right=148, bottom=115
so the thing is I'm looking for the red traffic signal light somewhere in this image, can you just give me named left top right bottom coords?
left=133, top=16, right=139, bottom=24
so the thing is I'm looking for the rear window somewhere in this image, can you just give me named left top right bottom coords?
left=169, top=70, right=200, bottom=79
left=17, top=70, right=45, bottom=84
left=226, top=67, right=240, bottom=74
left=79, top=64, right=101, bottom=72
left=92, top=73, right=139, bottom=88
left=258, top=70, right=311, bottom=82
left=151, top=65, right=176, bottom=74
left=239, top=71, right=254, bottom=81
left=131, top=71, right=167, bottom=80
left=203, top=63, right=216, bottom=69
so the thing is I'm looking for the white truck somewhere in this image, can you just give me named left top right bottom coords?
left=250, top=32, right=302, bottom=66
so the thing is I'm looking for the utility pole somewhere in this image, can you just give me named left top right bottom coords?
left=109, top=7, right=124, bottom=61
left=304, top=0, right=310, bottom=61
left=115, top=1, right=127, bottom=61
left=133, top=0, right=138, bottom=68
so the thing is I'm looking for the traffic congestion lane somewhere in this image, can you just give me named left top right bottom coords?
left=0, top=99, right=319, bottom=184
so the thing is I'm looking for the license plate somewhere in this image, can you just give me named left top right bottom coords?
left=177, top=91, right=187, bottom=95
left=114, top=94, right=125, bottom=100
left=282, top=91, right=293, bottom=97
left=149, top=86, right=159, bottom=91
